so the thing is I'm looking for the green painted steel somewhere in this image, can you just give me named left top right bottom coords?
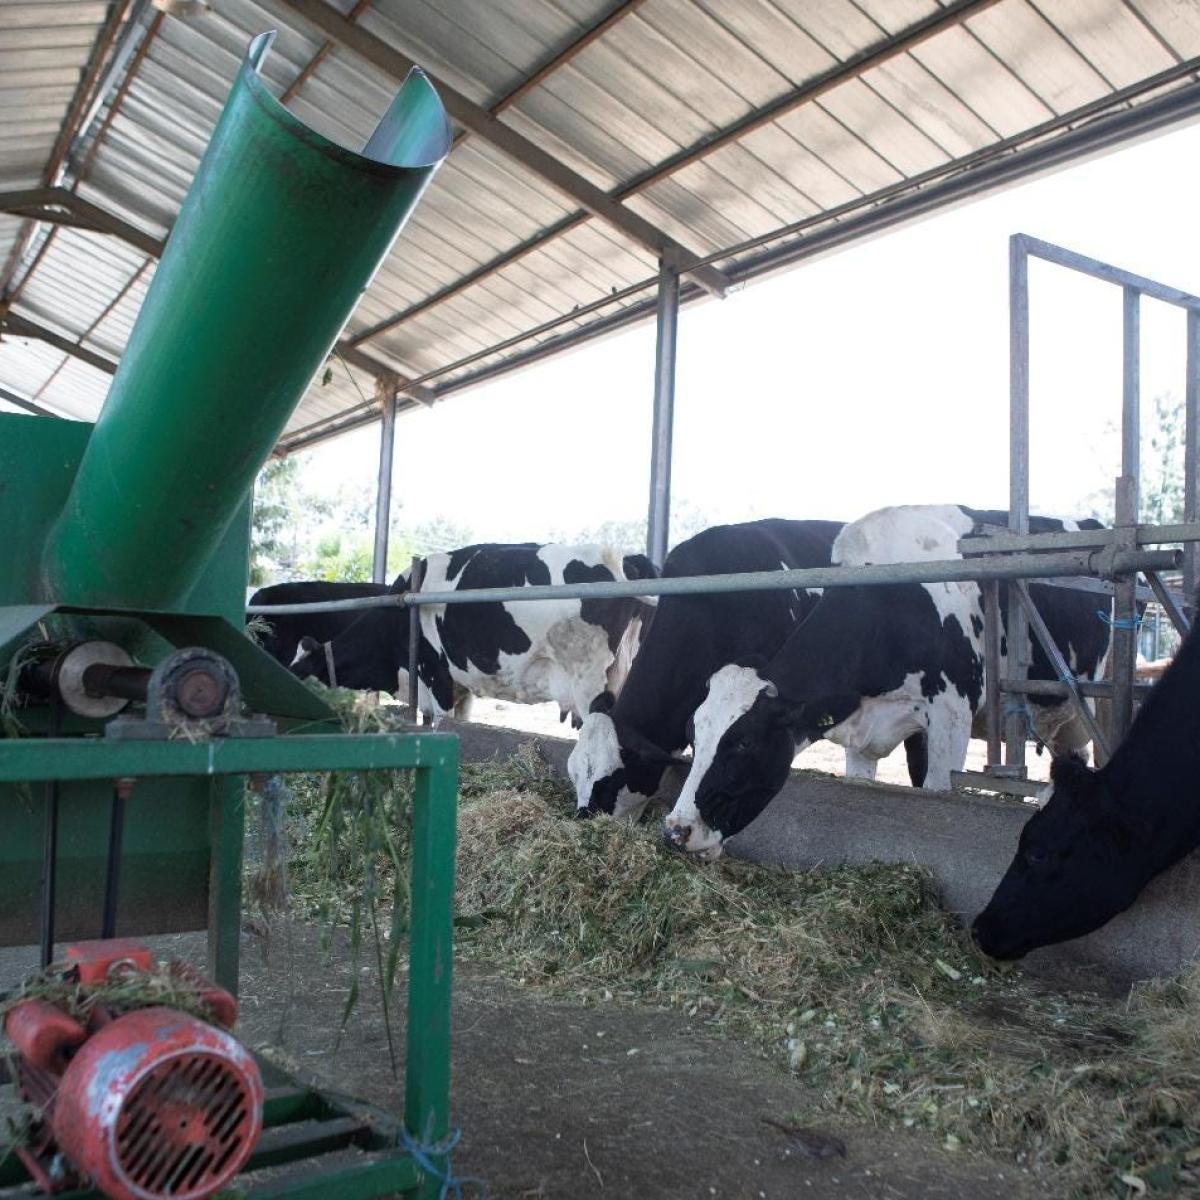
left=406, top=747, right=460, bottom=1200
left=42, top=33, right=450, bottom=610
left=0, top=733, right=457, bottom=781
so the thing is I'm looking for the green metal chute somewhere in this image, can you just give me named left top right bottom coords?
left=42, top=31, right=451, bottom=610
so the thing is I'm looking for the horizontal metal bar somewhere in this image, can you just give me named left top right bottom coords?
left=952, top=770, right=1044, bottom=799
left=959, top=522, right=1200, bottom=554
left=247, top=547, right=1181, bottom=613
left=0, top=733, right=457, bottom=782
left=1002, top=678, right=1154, bottom=699
left=2, top=310, right=117, bottom=375
left=1029, top=573, right=1159, bottom=602
left=1019, top=234, right=1200, bottom=310
left=244, top=1157, right=420, bottom=1200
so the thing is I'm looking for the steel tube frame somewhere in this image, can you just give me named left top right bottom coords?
left=647, top=259, right=679, bottom=567
left=0, top=731, right=458, bottom=1200
left=1146, top=569, right=1191, bottom=637
left=1187, top=310, right=1200, bottom=604
left=372, top=387, right=397, bottom=584
left=1006, top=236, right=1031, bottom=774
left=247, top=546, right=1181, bottom=614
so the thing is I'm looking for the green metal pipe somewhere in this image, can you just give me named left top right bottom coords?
left=42, top=32, right=450, bottom=609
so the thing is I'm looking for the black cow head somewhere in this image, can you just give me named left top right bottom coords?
left=971, top=754, right=1154, bottom=960
left=692, top=686, right=861, bottom=842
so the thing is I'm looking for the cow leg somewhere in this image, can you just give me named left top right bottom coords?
left=903, top=732, right=928, bottom=787
left=923, top=704, right=972, bottom=791
left=843, top=747, right=879, bottom=780
left=613, top=792, right=651, bottom=823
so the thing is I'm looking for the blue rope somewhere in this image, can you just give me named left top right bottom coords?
left=396, top=1126, right=488, bottom=1200
left=1096, top=608, right=1143, bottom=631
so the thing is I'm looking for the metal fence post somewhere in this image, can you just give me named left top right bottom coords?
left=1006, top=235, right=1030, bottom=775
left=1186, top=308, right=1199, bottom=607
left=647, top=256, right=679, bottom=568
left=407, top=555, right=424, bottom=720
left=1109, top=288, right=1142, bottom=746
left=372, top=378, right=398, bottom=584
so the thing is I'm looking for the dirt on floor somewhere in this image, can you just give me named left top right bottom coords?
left=222, top=921, right=1036, bottom=1200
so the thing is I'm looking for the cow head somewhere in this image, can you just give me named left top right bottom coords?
left=971, top=754, right=1154, bottom=959
left=290, top=635, right=329, bottom=683
left=663, top=663, right=858, bottom=857
left=568, top=692, right=674, bottom=818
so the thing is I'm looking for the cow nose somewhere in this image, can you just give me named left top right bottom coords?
left=662, top=822, right=690, bottom=850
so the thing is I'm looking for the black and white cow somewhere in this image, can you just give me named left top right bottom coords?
left=292, top=543, right=657, bottom=723
left=248, top=580, right=394, bottom=668
left=568, top=519, right=849, bottom=821
left=663, top=504, right=1111, bottom=858
left=972, top=605, right=1199, bottom=960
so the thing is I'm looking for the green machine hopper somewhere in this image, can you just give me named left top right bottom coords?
left=0, top=33, right=463, bottom=1200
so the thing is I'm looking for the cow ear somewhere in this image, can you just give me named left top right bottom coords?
left=617, top=724, right=676, bottom=765
left=785, top=692, right=859, bottom=734
left=1049, top=752, right=1094, bottom=797
left=298, top=635, right=320, bottom=654
left=589, top=691, right=616, bottom=716
left=735, top=653, right=770, bottom=673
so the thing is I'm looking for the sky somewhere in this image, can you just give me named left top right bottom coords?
left=300, top=119, right=1200, bottom=549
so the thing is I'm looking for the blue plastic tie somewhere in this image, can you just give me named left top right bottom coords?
left=1096, top=608, right=1143, bottom=631
left=397, top=1126, right=488, bottom=1200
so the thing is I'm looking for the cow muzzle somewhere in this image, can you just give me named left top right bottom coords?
left=662, top=818, right=724, bottom=860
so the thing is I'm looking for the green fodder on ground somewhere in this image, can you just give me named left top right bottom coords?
left=255, top=732, right=1200, bottom=1198
left=449, top=749, right=1200, bottom=1199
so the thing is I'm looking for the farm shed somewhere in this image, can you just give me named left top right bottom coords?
left=6, top=0, right=1200, bottom=566
left=5, top=4, right=1200, bottom=1197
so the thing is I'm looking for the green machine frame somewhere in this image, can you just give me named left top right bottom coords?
left=0, top=30, right=463, bottom=1200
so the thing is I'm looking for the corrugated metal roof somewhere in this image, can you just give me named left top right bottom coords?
left=3, top=0, right=1200, bottom=442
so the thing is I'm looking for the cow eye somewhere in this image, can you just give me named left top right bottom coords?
left=1024, top=847, right=1049, bottom=868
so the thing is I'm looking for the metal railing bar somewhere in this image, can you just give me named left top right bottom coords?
left=959, top=520, right=1200, bottom=555
left=1012, top=579, right=1109, bottom=760
left=246, top=547, right=1181, bottom=615
left=1019, top=234, right=1200, bottom=311
left=1145, top=569, right=1191, bottom=636
left=1003, top=678, right=1154, bottom=699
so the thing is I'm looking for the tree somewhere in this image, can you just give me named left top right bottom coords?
left=1085, top=391, right=1187, bottom=525
left=250, top=457, right=301, bottom=586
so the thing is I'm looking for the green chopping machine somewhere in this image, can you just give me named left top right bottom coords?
left=0, top=32, right=461, bottom=1200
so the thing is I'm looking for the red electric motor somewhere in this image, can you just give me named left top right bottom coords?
left=5, top=940, right=263, bottom=1200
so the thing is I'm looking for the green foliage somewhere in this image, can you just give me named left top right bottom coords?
left=1085, top=392, right=1186, bottom=525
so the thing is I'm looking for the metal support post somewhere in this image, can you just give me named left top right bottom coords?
left=372, top=378, right=398, bottom=584
left=1145, top=570, right=1190, bottom=637
left=983, top=579, right=1002, bottom=769
left=1109, top=288, right=1142, bottom=746
left=407, top=555, right=424, bottom=720
left=647, top=257, right=679, bottom=568
left=1006, top=236, right=1030, bottom=774
left=1186, top=309, right=1199, bottom=606
left=405, top=745, right=459, bottom=1200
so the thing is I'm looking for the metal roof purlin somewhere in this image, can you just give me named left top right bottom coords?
left=346, top=0, right=1003, bottom=350
left=0, top=189, right=164, bottom=259
left=279, top=0, right=730, bottom=298
left=1, top=312, right=119, bottom=376
left=0, top=0, right=135, bottom=300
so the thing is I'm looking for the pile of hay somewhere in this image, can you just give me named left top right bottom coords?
left=451, top=747, right=1200, bottom=1198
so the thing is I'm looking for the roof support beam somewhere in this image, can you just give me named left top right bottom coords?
left=0, top=188, right=164, bottom=259
left=0, top=384, right=62, bottom=419
left=1, top=311, right=118, bottom=376
left=279, top=0, right=729, bottom=298
left=344, top=0, right=998, bottom=349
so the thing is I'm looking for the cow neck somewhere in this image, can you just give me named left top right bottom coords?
left=1096, top=623, right=1200, bottom=864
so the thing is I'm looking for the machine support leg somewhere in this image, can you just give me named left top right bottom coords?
left=208, top=778, right=245, bottom=995
left=373, top=385, right=397, bottom=585
left=1005, top=236, right=1031, bottom=774
left=101, top=779, right=132, bottom=939
left=405, top=747, right=459, bottom=1200
left=39, top=703, right=62, bottom=969
left=646, top=257, right=679, bottom=568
